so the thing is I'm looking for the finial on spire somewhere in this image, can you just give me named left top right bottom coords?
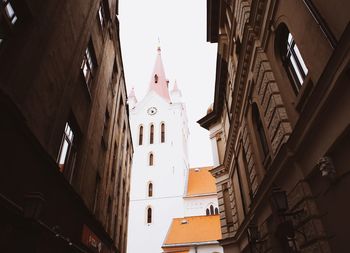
left=157, top=37, right=161, bottom=54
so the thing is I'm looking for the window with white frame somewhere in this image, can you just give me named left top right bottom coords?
left=277, top=24, right=309, bottom=94
left=57, top=122, right=78, bottom=182
left=81, top=40, right=96, bottom=91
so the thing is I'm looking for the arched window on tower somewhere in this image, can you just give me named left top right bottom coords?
left=210, top=205, right=214, bottom=215
left=161, top=123, right=165, bottom=143
left=206, top=208, right=210, bottom=216
left=252, top=103, right=269, bottom=158
left=150, top=124, right=154, bottom=144
left=139, top=125, right=143, bottom=145
left=149, top=153, right=154, bottom=166
left=215, top=207, right=219, bottom=215
left=148, top=182, right=153, bottom=197
left=154, top=74, right=158, bottom=83
left=147, top=207, right=152, bottom=224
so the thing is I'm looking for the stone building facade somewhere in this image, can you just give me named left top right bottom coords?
left=0, top=1, right=132, bottom=253
left=199, top=0, right=349, bottom=252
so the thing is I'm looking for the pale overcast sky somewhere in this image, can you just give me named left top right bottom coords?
left=119, top=0, right=217, bottom=167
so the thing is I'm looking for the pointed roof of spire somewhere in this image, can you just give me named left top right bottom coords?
left=148, top=46, right=171, bottom=102
left=172, top=80, right=180, bottom=92
left=128, top=86, right=137, bottom=98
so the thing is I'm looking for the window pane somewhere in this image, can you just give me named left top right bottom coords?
left=293, top=43, right=308, bottom=75
left=290, top=54, right=304, bottom=84
left=59, top=140, right=69, bottom=164
left=5, top=3, right=15, bottom=18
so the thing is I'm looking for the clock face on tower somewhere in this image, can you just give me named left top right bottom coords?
left=147, top=107, right=157, bottom=115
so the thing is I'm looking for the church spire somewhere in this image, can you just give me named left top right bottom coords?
left=148, top=46, right=171, bottom=102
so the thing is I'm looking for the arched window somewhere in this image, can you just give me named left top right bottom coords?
left=161, top=123, right=165, bottom=143
left=210, top=205, right=214, bottom=215
left=252, top=103, right=269, bottom=157
left=215, top=207, right=219, bottom=215
left=148, top=182, right=153, bottom=197
left=276, top=24, right=308, bottom=93
left=154, top=74, right=158, bottom=83
left=149, top=153, right=154, bottom=166
left=147, top=207, right=152, bottom=224
left=150, top=124, right=154, bottom=144
left=139, top=125, right=143, bottom=145
left=206, top=208, right=210, bottom=216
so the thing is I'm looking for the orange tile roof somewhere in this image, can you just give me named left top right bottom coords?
left=163, top=215, right=222, bottom=246
left=186, top=167, right=217, bottom=196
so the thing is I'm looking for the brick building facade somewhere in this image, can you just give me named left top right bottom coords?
left=0, top=1, right=132, bottom=253
left=199, top=0, right=349, bottom=252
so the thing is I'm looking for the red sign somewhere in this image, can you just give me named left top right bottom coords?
left=81, top=225, right=111, bottom=253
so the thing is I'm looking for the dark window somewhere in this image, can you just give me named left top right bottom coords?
left=148, top=182, right=153, bottom=197
left=252, top=103, right=269, bottom=157
left=154, top=74, right=158, bottom=83
left=150, top=124, right=154, bottom=144
left=223, top=183, right=233, bottom=226
left=147, top=207, right=152, bottom=224
left=97, top=1, right=106, bottom=28
left=277, top=24, right=308, bottom=93
left=0, top=0, right=18, bottom=45
left=81, top=40, right=96, bottom=91
left=93, top=173, right=101, bottom=214
left=57, top=122, right=78, bottom=183
left=206, top=208, right=210, bottom=216
left=210, top=205, right=214, bottom=215
left=106, top=197, right=112, bottom=232
left=111, top=142, right=117, bottom=181
left=113, top=214, right=117, bottom=238
left=139, top=125, right=143, bottom=145
left=215, top=207, right=219, bottom=214
left=149, top=153, right=153, bottom=166
left=102, top=109, right=110, bottom=149
left=161, top=123, right=165, bottom=143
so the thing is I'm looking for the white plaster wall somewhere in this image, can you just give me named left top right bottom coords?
left=188, top=244, right=224, bottom=253
left=184, top=195, right=219, bottom=217
left=209, top=123, right=222, bottom=167
left=127, top=91, right=189, bottom=253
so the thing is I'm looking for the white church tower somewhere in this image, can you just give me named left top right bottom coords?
left=127, top=47, right=189, bottom=253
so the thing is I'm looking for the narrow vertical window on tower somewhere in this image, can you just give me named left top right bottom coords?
left=147, top=207, right=152, bottom=224
left=150, top=124, right=154, bottom=144
left=154, top=74, right=158, bottom=83
left=149, top=153, right=154, bottom=166
left=148, top=182, right=153, bottom=197
left=139, top=125, right=143, bottom=145
left=161, top=123, right=165, bottom=143
left=210, top=205, right=214, bottom=215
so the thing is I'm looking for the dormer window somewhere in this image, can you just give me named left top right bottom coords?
left=154, top=74, right=158, bottom=83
